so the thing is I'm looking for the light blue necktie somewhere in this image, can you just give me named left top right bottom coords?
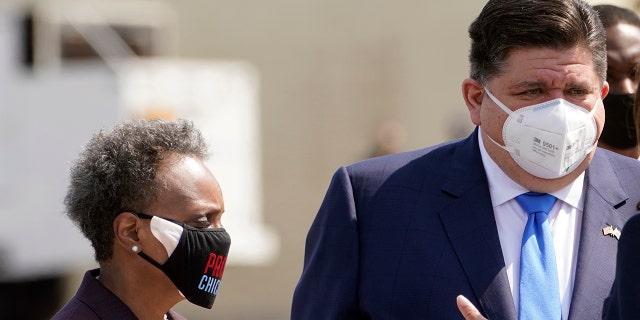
left=516, top=192, right=562, bottom=320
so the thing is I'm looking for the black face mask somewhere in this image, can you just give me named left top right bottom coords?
left=601, top=93, right=637, bottom=149
left=135, top=212, right=231, bottom=309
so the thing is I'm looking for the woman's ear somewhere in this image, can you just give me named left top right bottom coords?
left=113, top=212, right=141, bottom=254
left=462, top=78, right=485, bottom=125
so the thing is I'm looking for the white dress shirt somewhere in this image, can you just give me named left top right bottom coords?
left=478, top=129, right=583, bottom=320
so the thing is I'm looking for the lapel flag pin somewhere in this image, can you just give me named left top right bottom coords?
left=602, top=225, right=621, bottom=240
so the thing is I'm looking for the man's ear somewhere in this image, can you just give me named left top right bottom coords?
left=601, top=81, right=610, bottom=100
left=113, top=212, right=141, bottom=254
left=462, top=78, right=485, bottom=125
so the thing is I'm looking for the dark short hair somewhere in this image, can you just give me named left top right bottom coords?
left=65, top=119, right=208, bottom=262
left=468, top=0, right=607, bottom=85
left=594, top=4, right=640, bottom=29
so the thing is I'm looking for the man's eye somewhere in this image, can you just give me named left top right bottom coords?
left=519, top=89, right=541, bottom=96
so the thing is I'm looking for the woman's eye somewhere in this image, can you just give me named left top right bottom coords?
left=189, top=220, right=211, bottom=229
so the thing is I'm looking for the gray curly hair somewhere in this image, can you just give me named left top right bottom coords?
left=65, top=118, right=208, bottom=262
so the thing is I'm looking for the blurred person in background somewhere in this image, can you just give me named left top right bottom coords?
left=368, top=119, right=408, bottom=158
left=292, top=0, right=640, bottom=319
left=604, top=212, right=640, bottom=319
left=52, top=119, right=231, bottom=320
left=594, top=4, right=640, bottom=159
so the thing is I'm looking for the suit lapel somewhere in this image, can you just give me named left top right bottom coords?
left=568, top=150, right=629, bottom=320
left=435, top=134, right=631, bottom=320
left=439, top=129, right=518, bottom=320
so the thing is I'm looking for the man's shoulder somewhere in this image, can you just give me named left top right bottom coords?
left=356, top=139, right=464, bottom=167
left=333, top=136, right=476, bottom=194
left=347, top=136, right=470, bottom=175
left=589, top=147, right=640, bottom=191
left=593, top=147, right=640, bottom=169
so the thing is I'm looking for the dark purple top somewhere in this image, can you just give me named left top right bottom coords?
left=51, top=268, right=186, bottom=320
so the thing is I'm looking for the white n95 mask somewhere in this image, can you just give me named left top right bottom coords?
left=484, top=89, right=598, bottom=179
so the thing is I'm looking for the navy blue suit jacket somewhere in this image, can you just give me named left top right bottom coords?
left=292, top=129, right=640, bottom=320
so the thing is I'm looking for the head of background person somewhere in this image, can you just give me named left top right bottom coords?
left=462, top=0, right=609, bottom=193
left=594, top=4, right=640, bottom=158
left=65, top=119, right=230, bottom=311
left=635, top=79, right=640, bottom=149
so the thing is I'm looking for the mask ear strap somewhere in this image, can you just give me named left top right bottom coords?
left=485, top=130, right=515, bottom=153
left=138, top=251, right=165, bottom=270
left=485, top=88, right=514, bottom=115
left=134, top=212, right=154, bottom=220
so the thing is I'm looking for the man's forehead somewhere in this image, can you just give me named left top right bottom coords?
left=504, top=46, right=593, bottom=64
left=494, top=48, right=602, bottom=86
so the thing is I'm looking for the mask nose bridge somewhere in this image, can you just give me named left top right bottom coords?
left=559, top=98, right=598, bottom=119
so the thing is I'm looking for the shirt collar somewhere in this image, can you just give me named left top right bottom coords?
left=477, top=128, right=585, bottom=210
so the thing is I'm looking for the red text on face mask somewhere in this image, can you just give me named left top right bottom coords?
left=202, top=253, right=227, bottom=278
left=198, top=253, right=227, bottom=295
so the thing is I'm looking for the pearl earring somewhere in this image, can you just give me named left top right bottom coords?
left=132, top=245, right=140, bottom=253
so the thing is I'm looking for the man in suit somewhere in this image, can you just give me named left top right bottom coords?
left=291, top=0, right=640, bottom=319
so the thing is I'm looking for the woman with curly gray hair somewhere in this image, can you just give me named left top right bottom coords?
left=52, top=119, right=231, bottom=320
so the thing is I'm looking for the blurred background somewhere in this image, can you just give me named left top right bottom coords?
left=0, top=0, right=634, bottom=319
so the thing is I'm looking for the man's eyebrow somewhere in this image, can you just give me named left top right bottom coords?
left=508, top=81, right=547, bottom=90
left=564, top=81, right=592, bottom=89
left=508, top=80, right=592, bottom=90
